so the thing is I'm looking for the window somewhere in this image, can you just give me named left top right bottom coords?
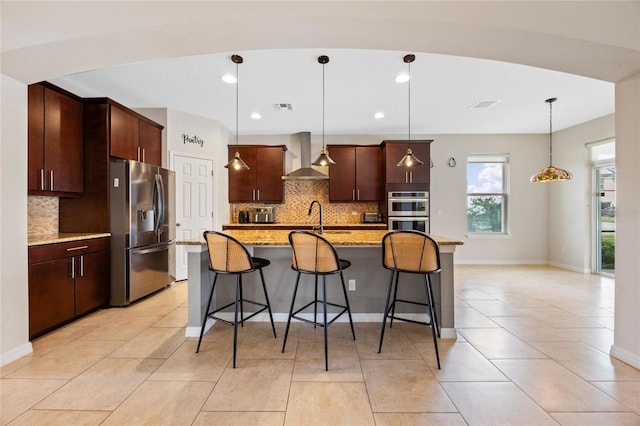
left=467, top=154, right=509, bottom=234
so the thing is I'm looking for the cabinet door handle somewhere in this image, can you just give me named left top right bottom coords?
left=257, top=189, right=260, bottom=200
left=352, top=189, right=356, bottom=200
left=71, top=257, right=75, bottom=279
left=66, top=245, right=88, bottom=252
left=142, top=148, right=146, bottom=163
left=50, top=170, right=54, bottom=191
left=40, top=169, right=45, bottom=190
left=252, top=189, right=256, bottom=200
left=137, top=146, right=141, bottom=161
left=410, top=171, right=413, bottom=183
left=80, top=255, right=84, bottom=277
left=357, top=189, right=360, bottom=200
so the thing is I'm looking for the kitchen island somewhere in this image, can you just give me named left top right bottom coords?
left=179, top=229, right=463, bottom=339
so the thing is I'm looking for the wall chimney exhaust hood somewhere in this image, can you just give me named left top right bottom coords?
left=282, top=132, right=329, bottom=180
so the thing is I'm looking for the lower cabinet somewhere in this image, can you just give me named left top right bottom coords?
left=28, top=237, right=110, bottom=339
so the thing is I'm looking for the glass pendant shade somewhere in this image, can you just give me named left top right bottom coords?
left=530, top=97, right=571, bottom=183
left=530, top=166, right=572, bottom=182
left=312, top=147, right=336, bottom=166
left=225, top=151, right=250, bottom=170
left=396, top=148, right=424, bottom=167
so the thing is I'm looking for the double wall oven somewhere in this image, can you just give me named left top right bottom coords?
left=387, top=191, right=430, bottom=232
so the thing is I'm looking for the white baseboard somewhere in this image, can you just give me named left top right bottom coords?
left=610, top=344, right=640, bottom=369
left=455, top=259, right=591, bottom=274
left=0, top=342, right=33, bottom=367
left=548, top=261, right=591, bottom=274
left=455, top=259, right=547, bottom=265
left=185, top=318, right=214, bottom=337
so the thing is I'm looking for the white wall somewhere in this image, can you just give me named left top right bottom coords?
left=0, top=75, right=32, bottom=364
left=550, top=114, right=615, bottom=272
left=244, top=132, right=550, bottom=264
left=165, top=109, right=232, bottom=232
left=612, top=72, right=640, bottom=368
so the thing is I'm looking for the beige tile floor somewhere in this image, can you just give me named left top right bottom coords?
left=2, top=265, right=639, bottom=425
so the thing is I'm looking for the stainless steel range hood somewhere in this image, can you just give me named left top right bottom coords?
left=282, top=132, right=329, bottom=180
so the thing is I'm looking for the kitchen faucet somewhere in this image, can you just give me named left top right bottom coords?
left=308, top=200, right=323, bottom=234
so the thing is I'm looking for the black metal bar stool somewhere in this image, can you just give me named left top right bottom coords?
left=196, top=230, right=276, bottom=368
left=378, top=230, right=441, bottom=369
left=282, top=230, right=356, bottom=371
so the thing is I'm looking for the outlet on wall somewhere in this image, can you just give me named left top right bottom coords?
left=348, top=279, right=356, bottom=291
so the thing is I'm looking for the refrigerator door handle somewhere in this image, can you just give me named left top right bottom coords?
left=132, top=243, right=173, bottom=255
left=155, top=174, right=166, bottom=239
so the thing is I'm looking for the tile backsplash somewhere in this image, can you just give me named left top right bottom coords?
left=230, top=180, right=380, bottom=224
left=28, top=196, right=59, bottom=235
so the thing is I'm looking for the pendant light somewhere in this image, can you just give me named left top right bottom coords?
left=225, top=54, right=250, bottom=171
left=312, top=55, right=336, bottom=167
left=530, top=97, right=572, bottom=182
left=397, top=54, right=424, bottom=168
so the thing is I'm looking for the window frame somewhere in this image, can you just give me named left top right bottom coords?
left=466, top=154, right=510, bottom=236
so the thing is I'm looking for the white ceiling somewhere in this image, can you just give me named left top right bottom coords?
left=50, top=48, right=614, bottom=136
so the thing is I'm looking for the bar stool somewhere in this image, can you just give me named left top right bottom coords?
left=378, top=230, right=441, bottom=369
left=196, top=231, right=277, bottom=368
left=282, top=230, right=356, bottom=371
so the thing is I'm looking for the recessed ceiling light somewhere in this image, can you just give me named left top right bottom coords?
left=222, top=74, right=237, bottom=84
left=374, top=112, right=385, bottom=119
left=395, top=73, right=410, bottom=83
left=470, top=100, right=501, bottom=109
left=250, top=112, right=261, bottom=119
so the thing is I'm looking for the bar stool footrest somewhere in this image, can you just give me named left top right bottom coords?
left=291, top=300, right=349, bottom=328
left=385, top=299, right=436, bottom=327
left=206, top=299, right=269, bottom=326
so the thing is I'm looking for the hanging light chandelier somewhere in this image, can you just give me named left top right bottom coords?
left=225, top=54, right=250, bottom=171
left=312, top=55, right=336, bottom=167
left=397, top=54, right=424, bottom=168
left=530, top=97, right=572, bottom=182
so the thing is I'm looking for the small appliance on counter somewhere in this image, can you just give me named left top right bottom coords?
left=252, top=207, right=274, bottom=223
left=238, top=210, right=250, bottom=223
left=362, top=212, right=383, bottom=223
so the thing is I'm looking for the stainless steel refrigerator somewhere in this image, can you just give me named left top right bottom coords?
left=110, top=159, right=176, bottom=306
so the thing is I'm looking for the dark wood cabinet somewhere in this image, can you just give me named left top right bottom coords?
left=28, top=237, right=110, bottom=339
left=60, top=100, right=164, bottom=233
left=382, top=140, right=432, bottom=186
left=110, top=105, right=139, bottom=162
left=28, top=83, right=83, bottom=194
left=228, top=145, right=286, bottom=203
left=109, top=104, right=163, bottom=166
left=328, top=145, right=383, bottom=202
left=139, top=120, right=163, bottom=166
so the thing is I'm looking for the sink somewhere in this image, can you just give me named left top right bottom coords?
left=321, top=230, right=351, bottom=234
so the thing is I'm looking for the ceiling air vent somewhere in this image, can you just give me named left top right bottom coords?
left=273, top=103, right=293, bottom=111
left=470, top=100, right=501, bottom=109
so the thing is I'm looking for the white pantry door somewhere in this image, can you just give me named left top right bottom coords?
left=174, top=154, right=214, bottom=281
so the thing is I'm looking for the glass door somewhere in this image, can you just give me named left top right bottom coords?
left=595, top=165, right=615, bottom=275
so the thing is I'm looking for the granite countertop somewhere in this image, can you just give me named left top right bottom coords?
left=28, top=233, right=111, bottom=247
left=222, top=222, right=387, bottom=228
left=178, top=229, right=463, bottom=247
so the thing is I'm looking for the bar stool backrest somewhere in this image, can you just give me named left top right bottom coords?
left=203, top=231, right=253, bottom=273
left=382, top=230, right=441, bottom=274
left=289, top=231, right=340, bottom=273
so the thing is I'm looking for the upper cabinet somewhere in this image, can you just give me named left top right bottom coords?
left=28, top=83, right=84, bottom=194
left=108, top=103, right=163, bottom=166
left=381, top=140, right=432, bottom=186
left=227, top=145, right=287, bottom=203
left=328, top=145, right=383, bottom=202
